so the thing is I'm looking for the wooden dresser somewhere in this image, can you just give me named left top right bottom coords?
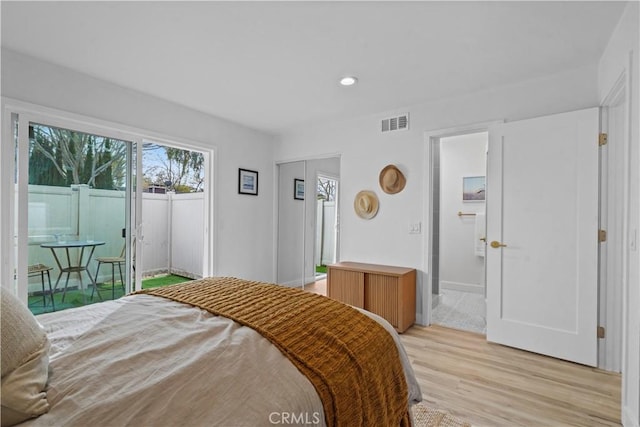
left=327, top=261, right=416, bottom=333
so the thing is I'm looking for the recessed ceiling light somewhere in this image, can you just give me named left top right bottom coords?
left=340, top=76, right=358, bottom=86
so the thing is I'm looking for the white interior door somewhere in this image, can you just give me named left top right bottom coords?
left=486, top=107, right=599, bottom=366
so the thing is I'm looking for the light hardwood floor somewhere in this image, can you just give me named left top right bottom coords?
left=305, top=277, right=326, bottom=295
left=305, top=279, right=620, bottom=426
left=400, top=325, right=621, bottom=427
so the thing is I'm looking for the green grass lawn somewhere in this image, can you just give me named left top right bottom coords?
left=28, top=274, right=192, bottom=315
left=316, top=265, right=327, bottom=274
left=142, top=274, right=192, bottom=289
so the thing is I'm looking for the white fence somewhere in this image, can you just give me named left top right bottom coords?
left=315, top=200, right=336, bottom=267
left=142, top=192, right=205, bottom=279
left=26, top=184, right=204, bottom=292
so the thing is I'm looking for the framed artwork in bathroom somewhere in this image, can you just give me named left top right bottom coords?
left=463, top=176, right=485, bottom=201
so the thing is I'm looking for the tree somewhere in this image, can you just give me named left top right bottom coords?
left=29, top=124, right=126, bottom=189
left=29, top=141, right=65, bottom=186
left=143, top=144, right=204, bottom=193
left=317, top=177, right=336, bottom=201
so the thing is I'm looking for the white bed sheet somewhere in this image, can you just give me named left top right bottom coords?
left=25, top=294, right=420, bottom=426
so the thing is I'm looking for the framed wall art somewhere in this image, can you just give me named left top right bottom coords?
left=294, top=179, right=305, bottom=200
left=238, top=168, right=259, bottom=195
left=462, top=176, right=485, bottom=201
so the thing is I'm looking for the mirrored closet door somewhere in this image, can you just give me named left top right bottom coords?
left=276, top=157, right=340, bottom=296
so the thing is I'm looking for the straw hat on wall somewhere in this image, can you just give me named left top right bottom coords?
left=354, top=190, right=379, bottom=220
left=379, top=164, right=406, bottom=194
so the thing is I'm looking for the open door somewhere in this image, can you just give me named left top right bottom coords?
left=486, top=107, right=599, bottom=366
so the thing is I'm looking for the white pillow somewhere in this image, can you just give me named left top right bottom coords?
left=1, top=288, right=50, bottom=426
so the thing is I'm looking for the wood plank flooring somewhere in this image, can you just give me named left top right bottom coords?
left=400, top=325, right=621, bottom=427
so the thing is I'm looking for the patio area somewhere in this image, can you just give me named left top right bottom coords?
left=28, top=274, right=192, bottom=315
left=24, top=183, right=206, bottom=316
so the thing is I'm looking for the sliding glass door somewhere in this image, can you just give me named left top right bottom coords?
left=6, top=106, right=214, bottom=312
left=14, top=114, right=138, bottom=313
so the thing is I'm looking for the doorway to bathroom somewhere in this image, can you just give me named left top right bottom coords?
left=430, top=131, right=487, bottom=334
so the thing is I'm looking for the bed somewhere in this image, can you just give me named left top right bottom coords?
left=1, top=277, right=422, bottom=426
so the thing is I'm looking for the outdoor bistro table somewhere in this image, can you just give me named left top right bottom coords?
left=40, top=240, right=106, bottom=303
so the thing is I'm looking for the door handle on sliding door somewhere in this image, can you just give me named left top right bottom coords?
left=490, top=241, right=507, bottom=248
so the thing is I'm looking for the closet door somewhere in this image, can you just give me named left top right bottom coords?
left=276, top=161, right=305, bottom=287
left=486, top=107, right=599, bottom=366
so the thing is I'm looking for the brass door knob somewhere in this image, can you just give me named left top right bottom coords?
left=490, top=241, right=507, bottom=248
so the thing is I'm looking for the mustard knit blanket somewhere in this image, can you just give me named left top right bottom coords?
left=135, top=277, right=410, bottom=427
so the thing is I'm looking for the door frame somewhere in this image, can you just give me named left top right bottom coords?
left=421, top=107, right=625, bottom=371
left=599, top=71, right=628, bottom=372
left=1, top=98, right=216, bottom=300
left=421, top=120, right=502, bottom=326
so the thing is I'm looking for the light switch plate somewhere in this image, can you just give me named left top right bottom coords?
left=408, top=222, right=421, bottom=234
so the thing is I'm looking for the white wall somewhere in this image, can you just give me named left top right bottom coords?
left=275, top=64, right=600, bottom=321
left=598, top=3, right=640, bottom=426
left=439, top=133, right=486, bottom=293
left=1, top=49, right=276, bottom=283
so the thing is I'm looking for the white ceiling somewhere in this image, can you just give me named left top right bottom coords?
left=1, top=1, right=627, bottom=135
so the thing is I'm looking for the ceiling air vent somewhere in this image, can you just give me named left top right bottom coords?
left=381, top=113, right=409, bottom=133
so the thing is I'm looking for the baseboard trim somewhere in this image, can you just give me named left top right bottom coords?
left=623, top=405, right=639, bottom=427
left=432, top=293, right=440, bottom=308
left=279, top=276, right=318, bottom=287
left=440, top=280, right=484, bottom=294
left=279, top=279, right=302, bottom=288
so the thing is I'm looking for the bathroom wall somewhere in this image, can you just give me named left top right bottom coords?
left=439, top=132, right=487, bottom=294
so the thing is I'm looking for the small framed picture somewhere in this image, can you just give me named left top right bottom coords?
left=238, top=168, right=258, bottom=196
left=294, top=179, right=305, bottom=200
left=463, top=176, right=485, bottom=201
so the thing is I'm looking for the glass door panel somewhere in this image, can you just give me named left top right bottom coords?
left=138, top=142, right=207, bottom=289
left=25, top=122, right=130, bottom=313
